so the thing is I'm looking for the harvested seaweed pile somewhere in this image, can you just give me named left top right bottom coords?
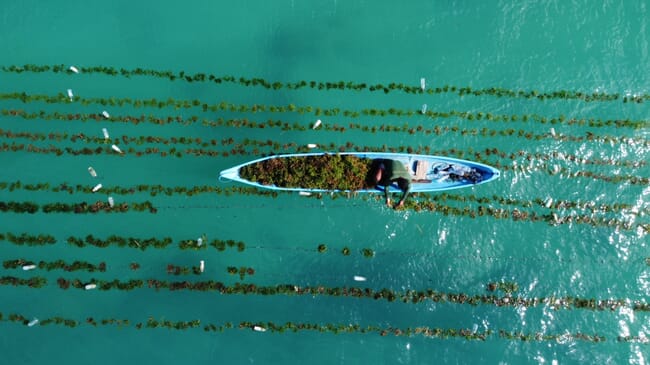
left=240, top=154, right=371, bottom=190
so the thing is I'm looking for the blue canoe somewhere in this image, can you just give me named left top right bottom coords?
left=219, top=152, right=500, bottom=193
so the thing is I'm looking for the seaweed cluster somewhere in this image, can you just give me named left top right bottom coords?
left=240, top=154, right=372, bottom=191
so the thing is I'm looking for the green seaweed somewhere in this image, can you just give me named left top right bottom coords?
left=240, top=154, right=372, bottom=191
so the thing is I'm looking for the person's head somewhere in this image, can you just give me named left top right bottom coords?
left=366, top=159, right=384, bottom=187
left=366, top=168, right=381, bottom=187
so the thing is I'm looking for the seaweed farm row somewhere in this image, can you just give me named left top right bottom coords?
left=2, top=276, right=650, bottom=313
left=4, top=311, right=638, bottom=344
left=0, top=182, right=643, bottom=215
left=2, top=232, right=648, bottom=267
left=2, top=92, right=649, bottom=129
left=0, top=126, right=645, bottom=167
left=1, top=197, right=646, bottom=232
left=4, top=63, right=650, bottom=103
left=3, top=111, right=647, bottom=149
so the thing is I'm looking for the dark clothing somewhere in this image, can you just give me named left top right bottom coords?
left=376, top=159, right=411, bottom=203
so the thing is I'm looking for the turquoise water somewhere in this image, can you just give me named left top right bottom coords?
left=0, top=1, right=648, bottom=364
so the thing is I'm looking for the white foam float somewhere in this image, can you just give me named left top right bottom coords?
left=307, top=143, right=317, bottom=149
left=197, top=237, right=203, bottom=246
left=69, top=66, right=79, bottom=74
left=199, top=260, right=205, bottom=273
left=107, top=196, right=115, bottom=207
left=111, top=144, right=123, bottom=154
left=253, top=326, right=266, bottom=332
left=552, top=213, right=560, bottom=224
left=27, top=318, right=39, bottom=327
left=88, top=167, right=97, bottom=177
left=312, top=119, right=322, bottom=129
left=92, top=183, right=103, bottom=192
left=67, top=89, right=74, bottom=101
left=545, top=198, right=553, bottom=208
left=420, top=77, right=426, bottom=91
left=421, top=103, right=428, bottom=114
left=84, top=283, right=97, bottom=290
left=102, top=128, right=110, bottom=139
left=552, top=165, right=561, bottom=174
left=299, top=191, right=311, bottom=196
left=353, top=275, right=367, bottom=282
left=22, top=264, right=36, bottom=271
left=101, top=110, right=110, bottom=119
left=550, top=127, right=556, bottom=137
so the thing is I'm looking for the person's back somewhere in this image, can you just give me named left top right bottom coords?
left=368, top=159, right=411, bottom=209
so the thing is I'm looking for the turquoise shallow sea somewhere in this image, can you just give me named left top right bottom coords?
left=1, top=1, right=648, bottom=364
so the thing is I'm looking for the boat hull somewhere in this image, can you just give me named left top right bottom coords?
left=219, top=152, right=500, bottom=193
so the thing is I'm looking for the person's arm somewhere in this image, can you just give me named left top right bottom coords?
left=396, top=179, right=410, bottom=208
left=384, top=185, right=391, bottom=206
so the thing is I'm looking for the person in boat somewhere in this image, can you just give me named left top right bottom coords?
left=367, top=159, right=411, bottom=209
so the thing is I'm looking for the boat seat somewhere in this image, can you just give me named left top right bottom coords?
left=413, top=160, right=429, bottom=180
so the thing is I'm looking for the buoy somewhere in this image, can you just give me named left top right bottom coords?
left=550, top=127, right=556, bottom=137
left=199, top=260, right=205, bottom=273
left=111, top=144, right=123, bottom=154
left=102, top=128, right=110, bottom=139
left=107, top=196, right=115, bottom=207
left=67, top=89, right=74, bottom=101
left=353, top=275, right=367, bottom=282
left=420, top=77, right=426, bottom=91
left=27, top=318, right=39, bottom=327
left=197, top=237, right=203, bottom=246
left=299, top=191, right=311, bottom=196
left=552, top=165, right=560, bottom=174
left=92, top=183, right=103, bottom=192
left=312, top=119, right=322, bottom=129
left=307, top=143, right=317, bottom=149
left=88, top=167, right=97, bottom=177
left=421, top=103, right=428, bottom=114
left=69, top=66, right=79, bottom=74
left=22, top=264, right=36, bottom=271
left=253, top=326, right=266, bottom=332
left=84, top=283, right=97, bottom=290
left=545, top=198, right=553, bottom=208
left=101, top=110, right=110, bottom=119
